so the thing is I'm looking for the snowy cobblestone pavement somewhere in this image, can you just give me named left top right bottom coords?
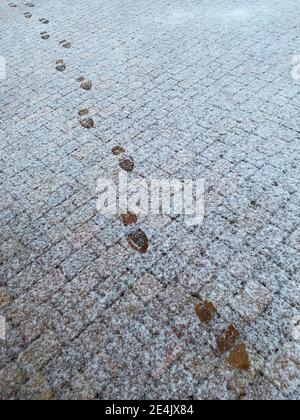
left=1, top=0, right=300, bottom=400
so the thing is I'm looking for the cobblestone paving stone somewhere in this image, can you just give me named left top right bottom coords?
left=0, top=0, right=300, bottom=400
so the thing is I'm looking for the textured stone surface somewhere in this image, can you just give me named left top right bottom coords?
left=0, top=0, right=300, bottom=400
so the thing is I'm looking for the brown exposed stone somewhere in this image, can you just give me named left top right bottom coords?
left=121, top=212, right=138, bottom=226
left=227, top=344, right=250, bottom=370
left=195, top=301, right=217, bottom=323
left=216, top=325, right=240, bottom=354
left=127, top=229, right=149, bottom=254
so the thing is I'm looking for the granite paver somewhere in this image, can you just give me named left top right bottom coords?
left=0, top=0, right=300, bottom=400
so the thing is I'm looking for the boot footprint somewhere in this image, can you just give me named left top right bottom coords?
left=80, top=79, right=92, bottom=91
left=9, top=3, right=17, bottom=8
left=119, top=155, right=134, bottom=173
left=121, top=212, right=138, bottom=226
left=39, top=18, right=49, bottom=24
left=111, top=147, right=134, bottom=172
left=216, top=325, right=240, bottom=354
left=25, top=2, right=35, bottom=6
left=40, top=31, right=50, bottom=40
left=55, top=60, right=66, bottom=72
left=24, top=12, right=32, bottom=19
left=195, top=301, right=217, bottom=323
left=127, top=229, right=149, bottom=254
left=78, top=109, right=89, bottom=117
left=59, top=40, right=72, bottom=49
left=80, top=118, right=94, bottom=129
left=112, top=146, right=125, bottom=156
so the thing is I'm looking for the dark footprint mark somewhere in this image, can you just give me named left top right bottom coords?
left=80, top=118, right=94, bottom=129
left=226, top=344, right=250, bottom=371
left=216, top=325, right=240, bottom=354
left=9, top=3, right=17, bottom=8
left=112, top=146, right=125, bottom=156
left=119, top=156, right=134, bottom=173
left=121, top=212, right=138, bottom=226
left=80, top=79, right=92, bottom=91
left=39, top=18, right=49, bottom=24
left=78, top=109, right=89, bottom=117
left=76, top=76, right=85, bottom=82
left=59, top=40, right=72, bottom=49
left=25, top=2, right=35, bottom=6
left=55, top=60, right=66, bottom=72
left=127, top=229, right=149, bottom=254
left=40, top=31, right=50, bottom=40
left=24, top=12, right=32, bottom=18
left=195, top=301, right=217, bottom=323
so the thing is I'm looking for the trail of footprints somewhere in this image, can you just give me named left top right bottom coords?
left=6, top=2, right=34, bottom=23
left=8, top=3, right=256, bottom=381
left=195, top=301, right=251, bottom=371
left=111, top=147, right=149, bottom=253
left=8, top=1, right=148, bottom=254
left=8, top=3, right=250, bottom=370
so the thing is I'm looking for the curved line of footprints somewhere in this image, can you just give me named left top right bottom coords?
left=8, top=0, right=149, bottom=254
left=195, top=301, right=251, bottom=371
